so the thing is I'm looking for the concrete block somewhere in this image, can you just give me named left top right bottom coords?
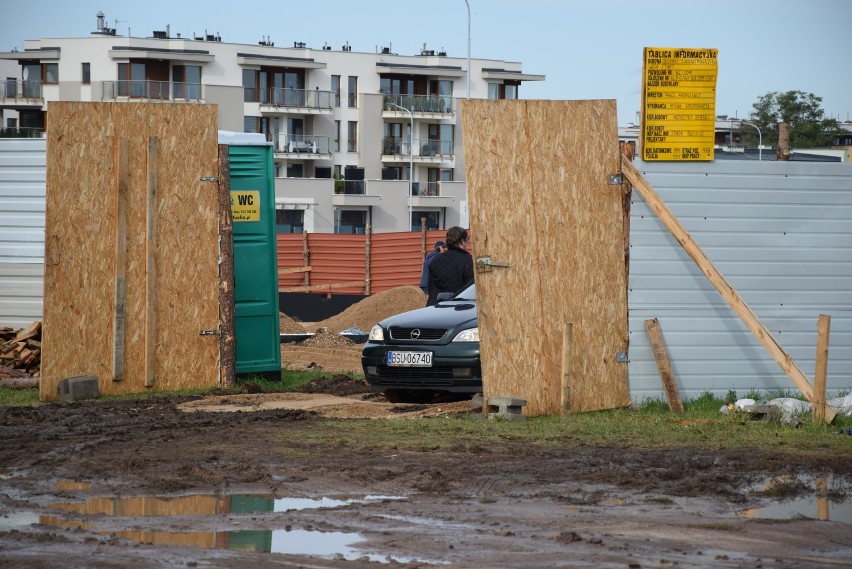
left=57, top=375, right=100, bottom=402
left=486, top=396, right=527, bottom=420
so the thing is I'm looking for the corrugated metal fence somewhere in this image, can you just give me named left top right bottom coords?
left=629, top=159, right=852, bottom=399
left=0, top=138, right=45, bottom=328
left=277, top=228, right=448, bottom=294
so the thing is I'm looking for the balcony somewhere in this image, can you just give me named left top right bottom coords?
left=0, top=127, right=45, bottom=138
left=383, top=94, right=454, bottom=116
left=1, top=80, right=45, bottom=107
left=381, top=136, right=454, bottom=163
left=102, top=81, right=204, bottom=102
left=250, top=87, right=334, bottom=114
left=272, top=134, right=332, bottom=158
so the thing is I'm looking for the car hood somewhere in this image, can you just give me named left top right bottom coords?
left=378, top=300, right=477, bottom=330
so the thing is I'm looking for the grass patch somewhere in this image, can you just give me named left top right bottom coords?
left=0, top=387, right=40, bottom=406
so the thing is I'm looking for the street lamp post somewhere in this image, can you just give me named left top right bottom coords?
left=741, top=121, right=762, bottom=161
left=389, top=102, right=414, bottom=229
left=464, top=0, right=471, bottom=99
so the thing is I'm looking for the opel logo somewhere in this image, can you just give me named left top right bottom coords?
left=410, top=329, right=421, bottom=339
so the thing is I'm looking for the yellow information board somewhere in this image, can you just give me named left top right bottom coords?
left=641, top=47, right=718, bottom=161
left=230, top=190, right=260, bottom=222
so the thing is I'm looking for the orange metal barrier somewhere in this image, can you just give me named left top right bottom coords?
left=276, top=228, right=451, bottom=294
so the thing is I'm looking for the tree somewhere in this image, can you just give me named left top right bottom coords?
left=745, top=90, right=842, bottom=149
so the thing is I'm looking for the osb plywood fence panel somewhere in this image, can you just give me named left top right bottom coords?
left=461, top=99, right=629, bottom=415
left=42, top=102, right=220, bottom=400
left=276, top=229, right=449, bottom=294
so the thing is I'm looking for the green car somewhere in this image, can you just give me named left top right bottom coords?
left=361, top=283, right=480, bottom=403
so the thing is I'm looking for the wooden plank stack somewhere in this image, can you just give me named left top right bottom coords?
left=0, top=321, right=42, bottom=378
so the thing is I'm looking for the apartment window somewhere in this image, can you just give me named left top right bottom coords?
left=275, top=209, right=304, bottom=234
left=426, top=168, right=453, bottom=196
left=412, top=211, right=440, bottom=231
left=426, top=124, right=454, bottom=155
left=336, top=210, right=367, bottom=234
left=286, top=163, right=304, bottom=178
left=44, top=63, right=58, bottom=84
left=81, top=63, right=91, bottom=85
left=383, top=122, right=403, bottom=154
left=4, top=77, right=15, bottom=97
left=334, top=120, right=341, bottom=152
left=347, top=76, right=357, bottom=107
left=347, top=121, right=357, bottom=152
left=117, top=62, right=146, bottom=97
left=331, top=75, right=341, bottom=107
left=173, top=65, right=201, bottom=99
left=487, top=82, right=519, bottom=100
left=6, top=117, right=17, bottom=129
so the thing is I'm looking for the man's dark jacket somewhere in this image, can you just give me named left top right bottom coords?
left=427, top=248, right=474, bottom=305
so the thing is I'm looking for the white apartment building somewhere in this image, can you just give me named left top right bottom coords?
left=0, top=13, right=544, bottom=233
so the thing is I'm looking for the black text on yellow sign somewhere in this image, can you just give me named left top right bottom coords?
left=641, top=47, right=718, bottom=161
left=230, top=191, right=261, bottom=222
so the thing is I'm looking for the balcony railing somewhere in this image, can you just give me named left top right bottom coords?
left=272, top=134, right=332, bottom=155
left=383, top=94, right=453, bottom=114
left=102, top=80, right=203, bottom=102
left=0, top=127, right=45, bottom=138
left=248, top=87, right=333, bottom=111
left=382, top=136, right=454, bottom=158
left=1, top=80, right=44, bottom=102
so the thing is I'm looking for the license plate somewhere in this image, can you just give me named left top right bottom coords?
left=387, top=351, right=432, bottom=367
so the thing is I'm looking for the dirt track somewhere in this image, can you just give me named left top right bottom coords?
left=1, top=376, right=850, bottom=568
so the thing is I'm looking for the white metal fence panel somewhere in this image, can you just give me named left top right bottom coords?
left=0, top=138, right=45, bottom=327
left=628, top=159, right=852, bottom=401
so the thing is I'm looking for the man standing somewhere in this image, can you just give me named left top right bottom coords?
left=427, top=226, right=473, bottom=305
left=420, top=240, right=446, bottom=295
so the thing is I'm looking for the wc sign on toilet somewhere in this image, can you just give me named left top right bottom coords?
left=230, top=191, right=261, bottom=222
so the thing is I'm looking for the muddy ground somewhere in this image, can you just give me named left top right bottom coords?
left=1, top=375, right=850, bottom=568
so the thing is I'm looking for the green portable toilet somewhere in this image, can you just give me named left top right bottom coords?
left=220, top=132, right=281, bottom=379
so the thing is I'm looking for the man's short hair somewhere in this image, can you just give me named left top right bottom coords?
left=445, top=226, right=468, bottom=248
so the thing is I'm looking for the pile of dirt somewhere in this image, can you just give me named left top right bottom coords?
left=317, top=285, right=426, bottom=333
left=279, top=312, right=307, bottom=334
left=299, top=374, right=372, bottom=396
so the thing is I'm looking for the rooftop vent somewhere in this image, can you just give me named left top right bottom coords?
left=437, top=49, right=447, bottom=56
left=259, top=35, right=274, bottom=46
left=322, top=42, right=331, bottom=51
left=92, top=11, right=117, bottom=36
left=152, top=30, right=168, bottom=39
left=293, top=41, right=306, bottom=48
left=419, top=43, right=434, bottom=56
left=342, top=41, right=352, bottom=52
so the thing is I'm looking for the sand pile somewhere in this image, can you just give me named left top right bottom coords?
left=318, top=285, right=426, bottom=333
left=278, top=285, right=426, bottom=336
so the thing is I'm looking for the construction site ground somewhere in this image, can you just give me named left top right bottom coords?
left=1, top=287, right=850, bottom=567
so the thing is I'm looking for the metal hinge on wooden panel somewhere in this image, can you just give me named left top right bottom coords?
left=607, top=173, right=624, bottom=185
left=199, top=329, right=220, bottom=336
left=476, top=256, right=511, bottom=272
left=199, top=176, right=219, bottom=183
left=615, top=351, right=628, bottom=362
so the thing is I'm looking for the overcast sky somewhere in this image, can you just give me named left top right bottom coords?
left=2, top=0, right=849, bottom=125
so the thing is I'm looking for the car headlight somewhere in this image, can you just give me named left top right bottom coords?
left=451, top=327, right=479, bottom=342
left=368, top=324, right=385, bottom=342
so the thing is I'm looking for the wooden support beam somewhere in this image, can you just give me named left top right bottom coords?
left=813, top=314, right=831, bottom=423
left=644, top=318, right=684, bottom=414
left=621, top=156, right=822, bottom=407
left=278, top=280, right=364, bottom=293
left=144, top=138, right=158, bottom=387
left=560, top=323, right=573, bottom=413
left=112, top=138, right=129, bottom=382
left=217, top=145, right=236, bottom=389
left=278, top=266, right=312, bottom=274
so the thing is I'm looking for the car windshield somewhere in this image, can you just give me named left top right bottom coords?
left=452, top=283, right=475, bottom=301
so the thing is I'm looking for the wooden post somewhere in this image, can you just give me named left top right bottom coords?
left=621, top=156, right=824, bottom=409
left=560, top=323, right=573, bottom=412
left=217, top=145, right=236, bottom=389
left=144, top=138, right=159, bottom=387
left=112, top=138, right=129, bottom=382
left=302, top=231, right=310, bottom=287
left=365, top=223, right=372, bottom=295
left=813, top=314, right=831, bottom=423
left=644, top=318, right=684, bottom=414
left=420, top=222, right=427, bottom=260
left=777, top=122, right=791, bottom=161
